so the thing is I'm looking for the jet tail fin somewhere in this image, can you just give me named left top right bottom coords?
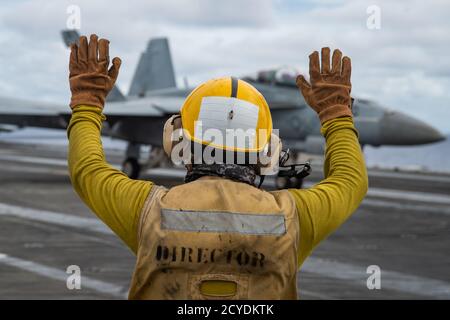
left=60, top=30, right=126, bottom=102
left=128, top=38, right=176, bottom=97
left=61, top=30, right=79, bottom=47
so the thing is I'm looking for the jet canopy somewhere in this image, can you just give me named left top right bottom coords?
left=242, top=67, right=299, bottom=87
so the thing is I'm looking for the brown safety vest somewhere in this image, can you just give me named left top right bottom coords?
left=128, top=176, right=300, bottom=300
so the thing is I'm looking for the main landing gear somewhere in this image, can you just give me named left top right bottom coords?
left=121, top=143, right=170, bottom=179
left=122, top=142, right=141, bottom=179
left=275, top=174, right=304, bottom=189
left=274, top=150, right=312, bottom=190
left=122, top=157, right=141, bottom=179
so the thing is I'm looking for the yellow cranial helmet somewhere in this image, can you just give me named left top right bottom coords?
left=179, top=77, right=273, bottom=153
left=163, top=77, right=281, bottom=174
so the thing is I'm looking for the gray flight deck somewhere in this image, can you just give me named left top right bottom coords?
left=0, top=141, right=449, bottom=300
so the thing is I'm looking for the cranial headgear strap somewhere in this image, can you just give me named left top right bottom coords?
left=231, top=77, right=238, bottom=98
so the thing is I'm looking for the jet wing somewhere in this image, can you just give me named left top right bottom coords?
left=0, top=95, right=184, bottom=134
left=0, top=124, right=17, bottom=133
left=0, top=96, right=68, bottom=129
left=0, top=96, right=66, bottom=115
left=104, top=96, right=183, bottom=116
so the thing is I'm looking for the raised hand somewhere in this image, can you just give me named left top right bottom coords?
left=296, top=47, right=352, bottom=124
left=69, top=34, right=121, bottom=109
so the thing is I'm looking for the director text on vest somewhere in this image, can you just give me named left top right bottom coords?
left=157, top=245, right=266, bottom=267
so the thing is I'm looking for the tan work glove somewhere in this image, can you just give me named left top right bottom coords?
left=69, top=34, right=121, bottom=109
left=296, top=47, right=352, bottom=124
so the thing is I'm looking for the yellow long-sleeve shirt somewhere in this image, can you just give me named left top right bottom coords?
left=67, top=105, right=368, bottom=267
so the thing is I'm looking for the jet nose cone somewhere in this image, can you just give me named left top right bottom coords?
left=381, top=111, right=445, bottom=145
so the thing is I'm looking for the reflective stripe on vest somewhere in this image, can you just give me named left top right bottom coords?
left=161, top=208, right=286, bottom=235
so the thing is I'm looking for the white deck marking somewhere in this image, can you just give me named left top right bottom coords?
left=0, top=155, right=121, bottom=170
left=368, top=170, right=450, bottom=184
left=146, top=169, right=450, bottom=206
left=0, top=164, right=68, bottom=176
left=363, top=199, right=450, bottom=215
left=0, top=253, right=126, bottom=298
left=301, top=258, right=450, bottom=299
left=0, top=154, right=68, bottom=167
left=1, top=202, right=450, bottom=299
left=1, top=154, right=450, bottom=206
left=304, top=181, right=450, bottom=205
left=0, top=203, right=112, bottom=235
left=367, top=187, right=450, bottom=205
left=1, top=155, right=450, bottom=210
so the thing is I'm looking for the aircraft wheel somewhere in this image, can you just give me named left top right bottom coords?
left=275, top=176, right=290, bottom=189
left=122, top=157, right=141, bottom=179
left=291, top=177, right=304, bottom=189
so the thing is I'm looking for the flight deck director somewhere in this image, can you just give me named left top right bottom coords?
left=67, top=34, right=368, bottom=299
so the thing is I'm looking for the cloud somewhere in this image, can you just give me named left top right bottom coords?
left=0, top=0, right=449, bottom=132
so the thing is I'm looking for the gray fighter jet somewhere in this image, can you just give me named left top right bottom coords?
left=0, top=30, right=445, bottom=186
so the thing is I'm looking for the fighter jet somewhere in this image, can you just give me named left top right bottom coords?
left=0, top=30, right=445, bottom=188
left=243, top=69, right=446, bottom=151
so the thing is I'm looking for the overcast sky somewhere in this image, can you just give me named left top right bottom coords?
left=0, top=0, right=449, bottom=133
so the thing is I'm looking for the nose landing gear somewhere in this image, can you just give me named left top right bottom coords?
left=275, top=149, right=311, bottom=189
